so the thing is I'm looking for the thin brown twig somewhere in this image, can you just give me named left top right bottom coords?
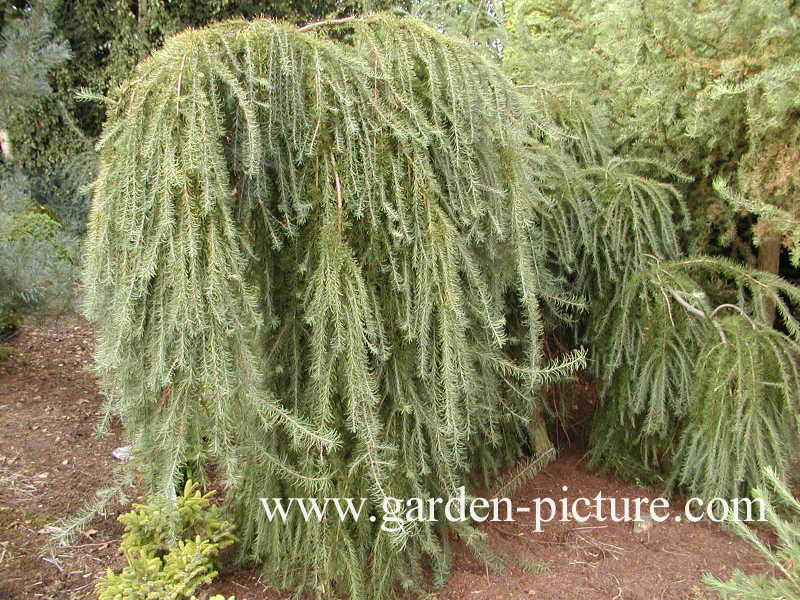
left=176, top=54, right=186, bottom=115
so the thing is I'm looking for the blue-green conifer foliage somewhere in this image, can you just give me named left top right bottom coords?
left=82, top=13, right=583, bottom=598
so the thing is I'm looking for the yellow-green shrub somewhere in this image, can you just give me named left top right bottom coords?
left=95, top=480, right=236, bottom=600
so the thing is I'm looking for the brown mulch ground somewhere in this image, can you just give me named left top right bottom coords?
left=0, top=318, right=774, bottom=600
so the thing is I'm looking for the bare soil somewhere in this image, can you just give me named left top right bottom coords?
left=0, top=318, right=774, bottom=599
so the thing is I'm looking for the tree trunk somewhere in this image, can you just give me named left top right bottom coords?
left=530, top=411, right=555, bottom=457
left=0, top=129, right=13, bottom=162
left=138, top=0, right=147, bottom=35
left=758, top=233, right=782, bottom=326
left=0, top=128, right=21, bottom=176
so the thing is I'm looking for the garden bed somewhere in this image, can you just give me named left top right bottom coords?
left=0, top=318, right=773, bottom=600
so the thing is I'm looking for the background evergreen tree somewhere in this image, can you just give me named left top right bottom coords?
left=0, top=0, right=77, bottom=358
left=0, top=0, right=70, bottom=165
left=414, top=0, right=800, bottom=499
left=502, top=0, right=800, bottom=288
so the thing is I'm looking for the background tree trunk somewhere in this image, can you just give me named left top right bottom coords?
left=530, top=411, right=554, bottom=457
left=0, top=129, right=12, bottom=162
left=138, top=0, right=148, bottom=35
left=758, top=233, right=782, bottom=325
left=0, top=128, right=21, bottom=176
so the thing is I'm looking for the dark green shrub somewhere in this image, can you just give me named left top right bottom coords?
left=0, top=301, right=22, bottom=339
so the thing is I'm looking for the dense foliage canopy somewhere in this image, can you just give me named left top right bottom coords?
left=83, top=13, right=584, bottom=597
left=503, top=0, right=800, bottom=273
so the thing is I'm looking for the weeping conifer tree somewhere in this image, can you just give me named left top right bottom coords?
left=82, top=12, right=584, bottom=598
left=504, top=71, right=800, bottom=496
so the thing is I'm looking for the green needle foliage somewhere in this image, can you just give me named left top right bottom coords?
left=671, top=312, right=800, bottom=501
left=502, top=0, right=800, bottom=264
left=704, top=468, right=800, bottom=599
left=96, top=480, right=236, bottom=600
left=586, top=259, right=707, bottom=479
left=0, top=0, right=71, bottom=130
left=83, top=13, right=582, bottom=598
left=588, top=255, right=800, bottom=496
